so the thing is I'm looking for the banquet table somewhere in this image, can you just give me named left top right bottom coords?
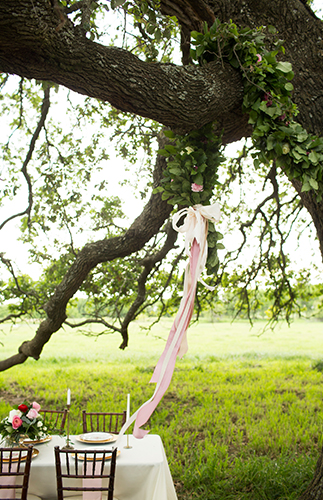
left=27, top=434, right=178, bottom=500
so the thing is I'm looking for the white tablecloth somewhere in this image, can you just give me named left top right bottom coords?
left=28, top=434, right=177, bottom=500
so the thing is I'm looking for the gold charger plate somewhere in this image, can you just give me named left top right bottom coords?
left=74, top=449, right=121, bottom=461
left=1, top=448, right=39, bottom=462
left=76, top=433, right=117, bottom=444
left=23, top=435, right=52, bottom=445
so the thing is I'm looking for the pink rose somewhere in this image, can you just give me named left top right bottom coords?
left=32, top=402, right=41, bottom=412
left=8, top=409, right=22, bottom=423
left=191, top=183, right=203, bottom=192
left=256, top=54, right=262, bottom=63
left=27, top=408, right=38, bottom=420
left=12, top=415, right=22, bottom=430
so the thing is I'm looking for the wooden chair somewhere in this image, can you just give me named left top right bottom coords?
left=40, top=409, right=68, bottom=433
left=0, top=446, right=41, bottom=500
left=54, top=446, right=118, bottom=500
left=82, top=411, right=126, bottom=434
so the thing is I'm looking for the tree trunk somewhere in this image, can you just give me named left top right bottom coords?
left=299, top=445, right=323, bottom=500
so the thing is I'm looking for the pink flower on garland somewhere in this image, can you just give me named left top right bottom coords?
left=191, top=183, right=203, bottom=192
left=12, top=415, right=22, bottom=430
left=27, top=408, right=39, bottom=420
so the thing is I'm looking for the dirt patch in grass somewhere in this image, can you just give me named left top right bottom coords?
left=0, top=384, right=34, bottom=406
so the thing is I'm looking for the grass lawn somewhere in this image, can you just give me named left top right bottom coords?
left=0, top=317, right=323, bottom=499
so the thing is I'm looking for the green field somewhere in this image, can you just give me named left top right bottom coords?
left=0, top=318, right=323, bottom=499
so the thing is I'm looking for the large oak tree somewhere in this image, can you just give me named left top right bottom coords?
left=1, top=1, right=323, bottom=497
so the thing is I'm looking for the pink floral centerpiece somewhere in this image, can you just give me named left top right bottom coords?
left=0, top=401, right=47, bottom=446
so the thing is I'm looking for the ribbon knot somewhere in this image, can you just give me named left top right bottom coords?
left=172, top=203, right=221, bottom=290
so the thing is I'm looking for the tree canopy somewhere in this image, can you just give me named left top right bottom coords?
left=1, top=0, right=323, bottom=374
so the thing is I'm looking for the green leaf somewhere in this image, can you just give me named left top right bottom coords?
left=191, top=31, right=202, bottom=39
left=190, top=48, right=197, bottom=60
left=276, top=61, right=293, bottom=73
left=182, top=180, right=191, bottom=192
left=196, top=45, right=205, bottom=58
left=268, top=25, right=277, bottom=34
left=309, top=177, right=319, bottom=190
left=157, top=149, right=171, bottom=157
left=163, top=130, right=175, bottom=139
left=192, top=173, right=203, bottom=185
left=308, top=138, right=323, bottom=149
left=152, top=186, right=163, bottom=194
left=230, top=58, right=240, bottom=68
left=295, top=145, right=307, bottom=155
left=155, top=28, right=162, bottom=42
left=146, top=23, right=155, bottom=35
left=169, top=167, right=183, bottom=175
left=111, top=0, right=126, bottom=6
left=309, top=150, right=319, bottom=164
left=274, top=142, right=283, bottom=156
left=164, top=145, right=178, bottom=154
left=167, top=161, right=180, bottom=168
left=284, top=82, right=294, bottom=91
left=297, top=131, right=308, bottom=142
left=291, top=149, right=303, bottom=161
left=264, top=105, right=279, bottom=117
left=301, top=182, right=311, bottom=192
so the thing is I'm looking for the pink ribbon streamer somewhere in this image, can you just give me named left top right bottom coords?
left=82, top=461, right=103, bottom=500
left=115, top=203, right=221, bottom=442
left=0, top=463, right=17, bottom=499
left=133, top=238, right=200, bottom=438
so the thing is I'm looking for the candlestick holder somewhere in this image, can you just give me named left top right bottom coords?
left=62, top=404, right=74, bottom=450
left=124, top=432, right=132, bottom=449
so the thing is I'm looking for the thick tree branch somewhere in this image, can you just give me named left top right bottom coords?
left=1, top=0, right=322, bottom=143
left=0, top=143, right=173, bottom=371
left=0, top=0, right=244, bottom=141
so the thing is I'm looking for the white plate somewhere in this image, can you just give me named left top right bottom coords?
left=75, top=432, right=117, bottom=444
left=74, top=449, right=121, bottom=461
left=1, top=449, right=39, bottom=462
left=23, top=435, right=52, bottom=445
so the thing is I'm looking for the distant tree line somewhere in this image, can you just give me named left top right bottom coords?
left=2, top=283, right=322, bottom=322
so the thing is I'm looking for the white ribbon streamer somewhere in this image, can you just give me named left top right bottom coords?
left=172, top=203, right=221, bottom=291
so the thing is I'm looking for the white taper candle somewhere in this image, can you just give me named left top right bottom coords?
left=127, top=393, right=130, bottom=421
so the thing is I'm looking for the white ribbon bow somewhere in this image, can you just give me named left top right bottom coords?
left=172, top=203, right=221, bottom=290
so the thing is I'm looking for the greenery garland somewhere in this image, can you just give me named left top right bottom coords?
left=155, top=18, right=323, bottom=277
left=155, top=123, right=225, bottom=275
